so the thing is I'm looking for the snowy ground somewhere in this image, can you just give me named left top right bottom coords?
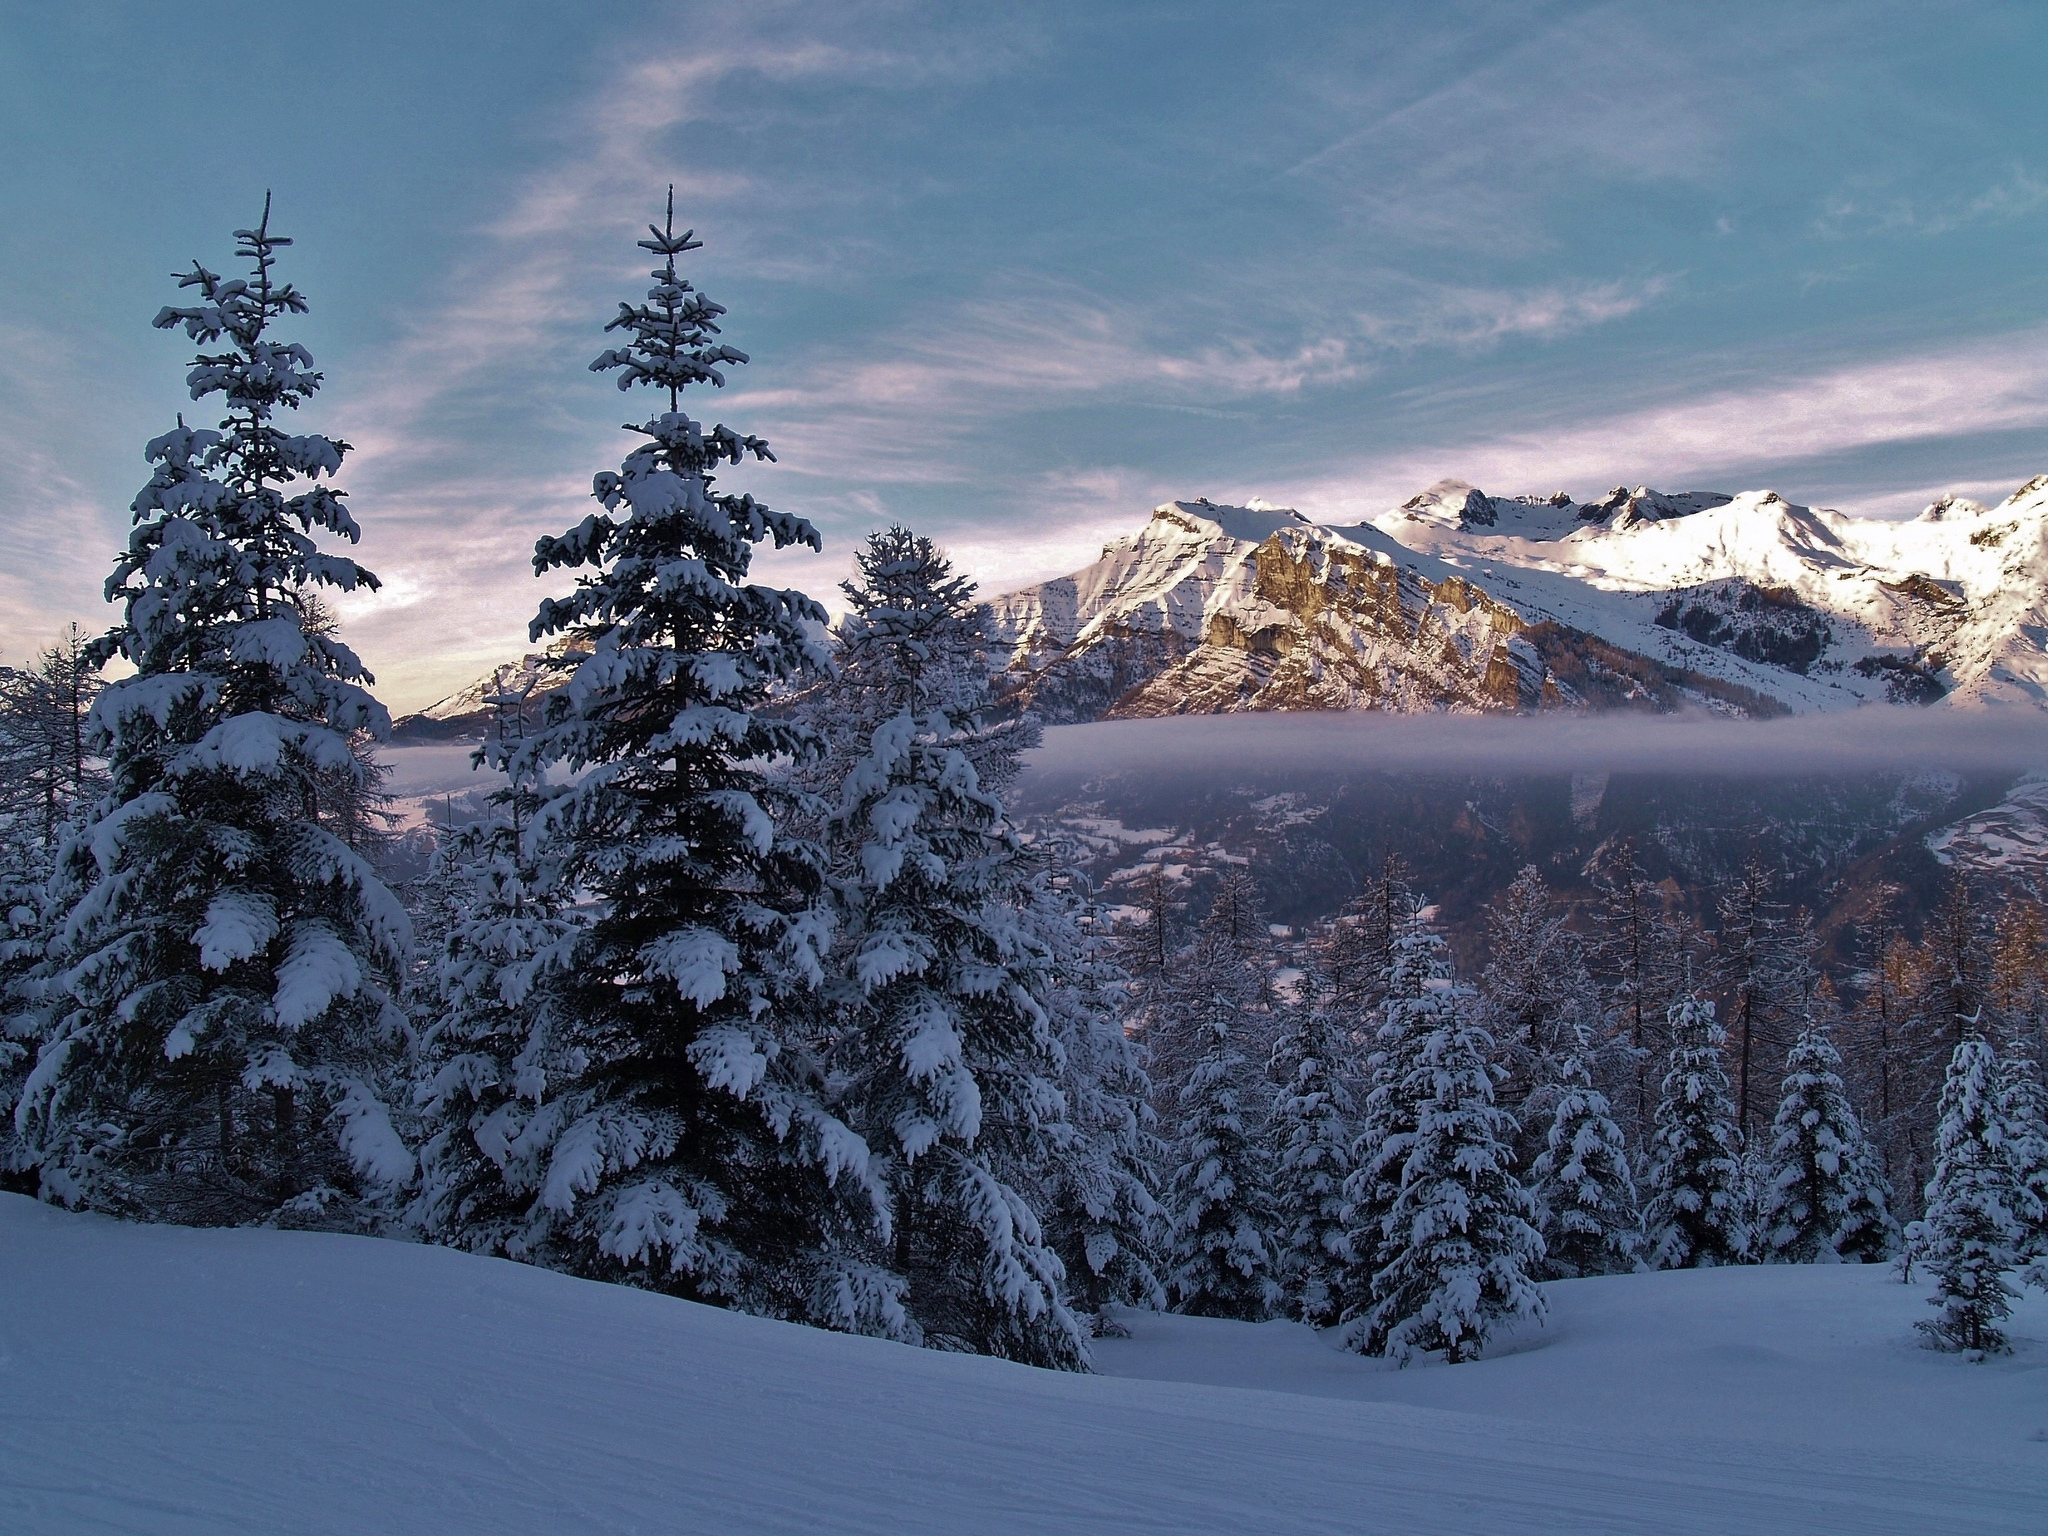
left=3, top=1196, right=2043, bottom=1535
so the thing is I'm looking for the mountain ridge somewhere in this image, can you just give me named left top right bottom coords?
left=984, top=474, right=2048, bottom=722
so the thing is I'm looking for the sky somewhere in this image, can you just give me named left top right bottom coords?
left=3, top=0, right=2047, bottom=712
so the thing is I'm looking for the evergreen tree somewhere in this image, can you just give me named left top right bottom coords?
left=1994, top=1032, right=2048, bottom=1267
left=1034, top=885, right=1168, bottom=1326
left=1357, top=1007, right=1546, bottom=1363
left=805, top=528, right=1087, bottom=1365
left=1264, top=981, right=1357, bottom=1325
left=1642, top=996, right=1751, bottom=1268
left=1528, top=1048, right=1640, bottom=1278
left=486, top=195, right=890, bottom=1329
left=1917, top=1040, right=2028, bottom=1354
left=1761, top=1023, right=1894, bottom=1263
left=1165, top=1014, right=1280, bottom=1319
left=1145, top=866, right=1273, bottom=1107
left=17, top=201, right=413, bottom=1224
left=1336, top=906, right=1447, bottom=1335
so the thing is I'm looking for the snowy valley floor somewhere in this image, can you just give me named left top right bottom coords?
left=2, top=1195, right=2043, bottom=1536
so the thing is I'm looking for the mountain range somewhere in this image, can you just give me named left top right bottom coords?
left=985, top=474, right=2048, bottom=722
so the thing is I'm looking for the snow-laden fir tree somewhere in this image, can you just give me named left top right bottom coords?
left=1336, top=904, right=1445, bottom=1333
left=486, top=195, right=894, bottom=1330
left=1164, top=1011, right=1281, bottom=1319
left=1264, top=978, right=1357, bottom=1325
left=1760, top=1022, right=1894, bottom=1263
left=1356, top=1003, right=1547, bottom=1364
left=1641, top=996, right=1751, bottom=1268
left=1528, top=1046, right=1641, bottom=1278
left=405, top=699, right=588, bottom=1257
left=805, top=528, right=1087, bottom=1365
left=17, top=202, right=412, bottom=1224
left=1030, top=876, right=1168, bottom=1327
left=1917, top=1040, right=2029, bottom=1354
left=1994, top=1032, right=2048, bottom=1267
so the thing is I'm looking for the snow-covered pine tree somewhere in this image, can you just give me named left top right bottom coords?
left=1359, top=1003, right=1546, bottom=1364
left=1761, top=1022, right=1894, bottom=1263
left=1264, top=978, right=1357, bottom=1325
left=405, top=692, right=587, bottom=1259
left=1528, top=1046, right=1641, bottom=1278
left=488, top=194, right=894, bottom=1331
left=1994, top=1031, right=2048, bottom=1267
left=1642, top=995, right=1751, bottom=1268
left=17, top=201, right=413, bottom=1225
left=1165, top=1012, right=1281, bottom=1319
left=1917, top=1039, right=2028, bottom=1354
left=1336, top=907, right=1450, bottom=1345
left=1031, top=877, right=1168, bottom=1327
left=808, top=529, right=1087, bottom=1366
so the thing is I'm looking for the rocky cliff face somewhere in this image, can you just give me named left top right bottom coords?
left=988, top=499, right=1784, bottom=723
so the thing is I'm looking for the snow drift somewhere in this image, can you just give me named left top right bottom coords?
left=2, top=1195, right=2042, bottom=1535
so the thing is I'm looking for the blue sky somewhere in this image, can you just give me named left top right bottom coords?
left=4, top=0, right=2047, bottom=710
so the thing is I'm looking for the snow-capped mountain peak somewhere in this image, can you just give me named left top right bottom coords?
left=981, top=473, right=2048, bottom=722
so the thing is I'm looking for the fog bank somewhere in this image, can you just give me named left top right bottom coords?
left=1021, top=707, right=2048, bottom=782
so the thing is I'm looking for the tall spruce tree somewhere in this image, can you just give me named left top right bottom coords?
left=1033, top=882, right=1168, bottom=1326
left=17, top=202, right=412, bottom=1224
left=1165, top=1012, right=1281, bottom=1319
left=1264, top=979, right=1357, bottom=1326
left=1642, top=996, right=1751, bottom=1268
left=1337, top=909, right=1453, bottom=1346
left=1760, top=1022, right=1894, bottom=1263
left=801, top=527, right=1088, bottom=1365
left=1357, top=1004, right=1546, bottom=1363
left=485, top=195, right=892, bottom=1328
left=1917, top=1040, right=2029, bottom=1354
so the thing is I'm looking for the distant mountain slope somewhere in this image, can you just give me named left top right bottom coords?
left=984, top=475, right=2048, bottom=722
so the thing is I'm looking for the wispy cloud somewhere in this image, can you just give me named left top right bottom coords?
left=1815, top=164, right=2048, bottom=239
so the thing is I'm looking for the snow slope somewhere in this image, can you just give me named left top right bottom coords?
left=3, top=1195, right=2043, bottom=1535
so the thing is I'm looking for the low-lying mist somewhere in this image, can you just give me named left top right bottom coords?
left=1020, top=707, right=2048, bottom=783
